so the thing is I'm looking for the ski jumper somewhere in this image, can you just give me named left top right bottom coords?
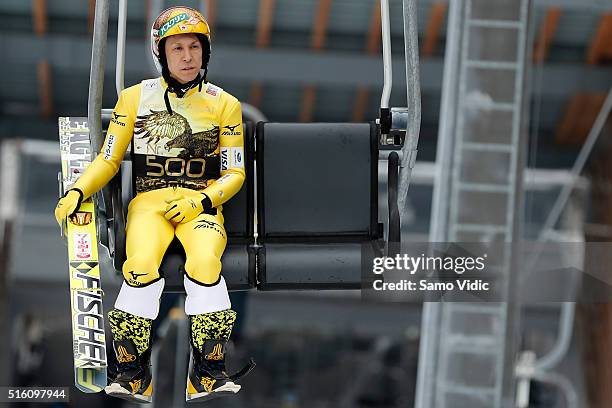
left=56, top=6, right=254, bottom=401
left=72, top=77, right=245, bottom=319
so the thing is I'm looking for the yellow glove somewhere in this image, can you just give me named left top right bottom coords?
left=164, top=193, right=213, bottom=224
left=54, top=189, right=84, bottom=227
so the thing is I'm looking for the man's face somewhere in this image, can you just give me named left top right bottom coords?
left=164, top=33, right=203, bottom=84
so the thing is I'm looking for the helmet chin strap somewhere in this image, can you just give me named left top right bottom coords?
left=162, top=67, right=207, bottom=114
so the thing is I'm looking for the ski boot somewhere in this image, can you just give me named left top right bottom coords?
left=104, top=308, right=153, bottom=403
left=186, top=310, right=255, bottom=402
left=186, top=338, right=254, bottom=402
left=105, top=339, right=153, bottom=403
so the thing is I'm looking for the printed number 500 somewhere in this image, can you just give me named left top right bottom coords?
left=146, top=156, right=206, bottom=178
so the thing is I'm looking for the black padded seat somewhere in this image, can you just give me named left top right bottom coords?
left=255, top=122, right=382, bottom=290
left=110, top=122, right=256, bottom=292
left=258, top=243, right=371, bottom=290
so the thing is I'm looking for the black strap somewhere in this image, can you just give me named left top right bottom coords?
left=228, top=358, right=256, bottom=383
left=201, top=193, right=214, bottom=214
left=164, top=88, right=173, bottom=115
left=163, top=73, right=204, bottom=114
left=65, top=188, right=84, bottom=216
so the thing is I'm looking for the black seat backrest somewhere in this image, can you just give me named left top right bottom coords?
left=257, top=122, right=379, bottom=241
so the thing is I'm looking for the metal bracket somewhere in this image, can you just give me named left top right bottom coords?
left=379, top=107, right=410, bottom=146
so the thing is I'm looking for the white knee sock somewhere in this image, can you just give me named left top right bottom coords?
left=114, top=278, right=165, bottom=319
left=184, top=276, right=231, bottom=315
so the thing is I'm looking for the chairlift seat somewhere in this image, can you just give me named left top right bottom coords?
left=255, top=122, right=383, bottom=290
left=101, top=120, right=393, bottom=292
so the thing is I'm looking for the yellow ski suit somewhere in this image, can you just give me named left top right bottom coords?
left=71, top=77, right=245, bottom=317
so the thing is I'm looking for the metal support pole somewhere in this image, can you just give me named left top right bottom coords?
left=116, top=0, right=127, bottom=96
left=427, top=0, right=462, bottom=244
left=397, top=0, right=421, bottom=214
left=414, top=302, right=441, bottom=408
left=379, top=0, right=392, bottom=110
left=0, top=139, right=20, bottom=389
left=87, top=0, right=114, bottom=246
left=415, top=2, right=462, bottom=407
left=147, top=0, right=164, bottom=76
left=534, top=303, right=575, bottom=371
left=87, top=0, right=109, bottom=154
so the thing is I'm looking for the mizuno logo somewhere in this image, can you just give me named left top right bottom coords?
left=197, top=220, right=219, bottom=228
left=221, top=124, right=241, bottom=136
left=111, top=112, right=126, bottom=127
left=117, top=345, right=136, bottom=363
left=194, top=220, right=226, bottom=238
left=128, top=271, right=148, bottom=281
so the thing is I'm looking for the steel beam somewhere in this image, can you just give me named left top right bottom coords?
left=2, top=34, right=610, bottom=98
left=432, top=0, right=612, bottom=11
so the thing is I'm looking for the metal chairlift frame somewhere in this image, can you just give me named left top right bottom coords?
left=79, top=1, right=420, bottom=401
left=85, top=0, right=420, bottom=292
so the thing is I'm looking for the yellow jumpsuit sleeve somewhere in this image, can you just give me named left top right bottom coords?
left=202, top=96, right=246, bottom=207
left=72, top=85, right=140, bottom=199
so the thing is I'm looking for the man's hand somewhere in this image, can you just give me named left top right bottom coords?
left=54, top=189, right=84, bottom=227
left=164, top=194, right=204, bottom=224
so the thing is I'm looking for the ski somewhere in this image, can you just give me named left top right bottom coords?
left=58, top=117, right=107, bottom=393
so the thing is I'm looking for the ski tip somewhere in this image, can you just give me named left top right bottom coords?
left=75, top=367, right=107, bottom=393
